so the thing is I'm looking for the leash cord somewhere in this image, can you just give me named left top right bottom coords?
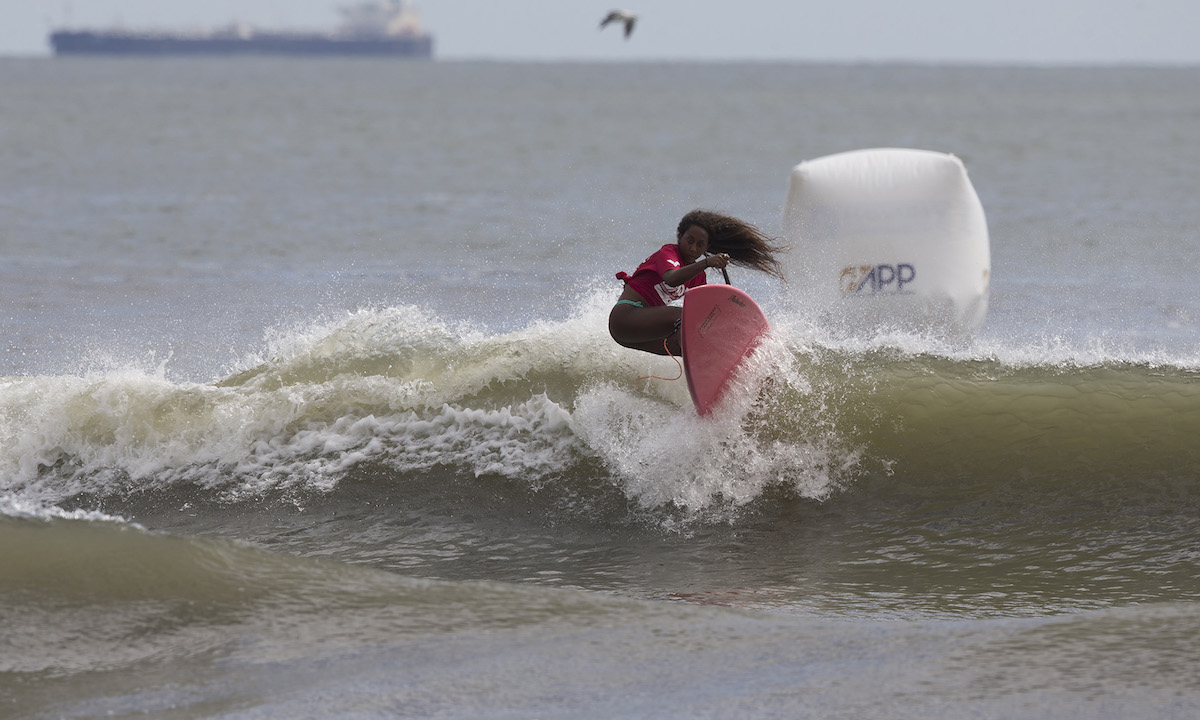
left=639, top=336, right=683, bottom=381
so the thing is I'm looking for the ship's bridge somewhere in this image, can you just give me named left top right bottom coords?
left=338, top=0, right=424, bottom=38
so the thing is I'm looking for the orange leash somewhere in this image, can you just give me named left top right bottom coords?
left=639, top=337, right=683, bottom=381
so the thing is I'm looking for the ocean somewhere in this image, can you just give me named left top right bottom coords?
left=2, top=58, right=1199, bottom=719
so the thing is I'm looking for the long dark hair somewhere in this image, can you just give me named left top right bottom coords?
left=676, top=209, right=787, bottom=280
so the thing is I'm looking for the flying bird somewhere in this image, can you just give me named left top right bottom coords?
left=600, top=10, right=638, bottom=40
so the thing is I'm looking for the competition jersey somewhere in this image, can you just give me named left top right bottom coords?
left=616, top=243, right=707, bottom=306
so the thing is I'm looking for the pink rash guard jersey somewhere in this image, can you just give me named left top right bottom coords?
left=616, top=243, right=707, bottom=306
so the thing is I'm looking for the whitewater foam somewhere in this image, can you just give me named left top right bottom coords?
left=0, top=496, right=136, bottom=525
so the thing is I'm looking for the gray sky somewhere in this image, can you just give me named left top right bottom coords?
left=4, top=0, right=1200, bottom=63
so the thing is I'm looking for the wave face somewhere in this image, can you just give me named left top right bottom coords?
left=4, top=302, right=1198, bottom=523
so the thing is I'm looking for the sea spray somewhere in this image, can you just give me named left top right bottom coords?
left=573, top=332, right=864, bottom=516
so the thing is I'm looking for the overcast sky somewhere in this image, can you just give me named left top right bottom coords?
left=4, top=0, right=1200, bottom=64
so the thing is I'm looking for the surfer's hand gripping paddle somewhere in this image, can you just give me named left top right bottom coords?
left=703, top=253, right=732, bottom=285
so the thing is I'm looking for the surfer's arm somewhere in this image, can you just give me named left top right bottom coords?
left=663, top=254, right=729, bottom=287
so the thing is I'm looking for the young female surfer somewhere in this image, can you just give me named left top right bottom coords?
left=609, top=209, right=785, bottom=356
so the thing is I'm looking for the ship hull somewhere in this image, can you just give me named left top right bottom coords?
left=49, top=31, right=433, bottom=58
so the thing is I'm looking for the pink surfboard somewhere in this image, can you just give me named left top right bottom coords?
left=681, top=285, right=770, bottom=416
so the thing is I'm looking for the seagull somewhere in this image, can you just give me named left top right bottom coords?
left=600, top=10, right=638, bottom=40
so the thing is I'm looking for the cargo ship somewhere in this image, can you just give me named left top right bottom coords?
left=49, top=1, right=433, bottom=58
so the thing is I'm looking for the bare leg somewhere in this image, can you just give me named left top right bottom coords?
left=609, top=304, right=683, bottom=356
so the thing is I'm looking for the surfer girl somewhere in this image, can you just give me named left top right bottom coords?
left=609, top=209, right=785, bottom=356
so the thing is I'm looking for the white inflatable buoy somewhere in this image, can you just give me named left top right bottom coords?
left=781, top=148, right=991, bottom=337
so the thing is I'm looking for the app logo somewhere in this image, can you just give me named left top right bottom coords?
left=840, top=264, right=916, bottom=294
